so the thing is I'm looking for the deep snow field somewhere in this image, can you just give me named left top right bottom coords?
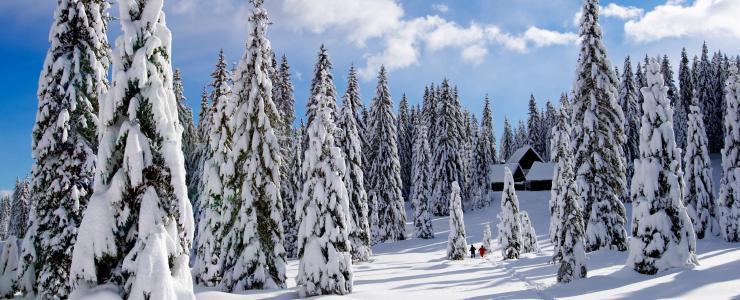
left=197, top=155, right=740, bottom=299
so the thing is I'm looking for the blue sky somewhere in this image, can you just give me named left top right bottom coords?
left=1, top=0, right=739, bottom=190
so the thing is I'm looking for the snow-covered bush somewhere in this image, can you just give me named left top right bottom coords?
left=520, top=212, right=539, bottom=254
left=447, top=182, right=467, bottom=260
left=498, top=167, right=522, bottom=260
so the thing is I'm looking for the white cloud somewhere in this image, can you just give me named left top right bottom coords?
left=601, top=3, right=644, bottom=20
left=279, top=0, right=576, bottom=79
left=625, top=0, right=740, bottom=42
left=432, top=4, right=450, bottom=13
left=523, top=27, right=579, bottom=47
left=461, top=45, right=487, bottom=65
left=281, top=0, right=403, bottom=46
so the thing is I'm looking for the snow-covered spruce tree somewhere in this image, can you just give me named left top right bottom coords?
left=520, top=212, right=539, bottom=254
left=572, top=0, right=628, bottom=252
left=500, top=117, right=514, bottom=161
left=398, top=94, right=413, bottom=202
left=718, top=65, right=740, bottom=242
left=661, top=55, right=679, bottom=107
left=480, top=95, right=497, bottom=166
left=683, top=100, right=715, bottom=239
left=528, top=95, right=545, bottom=156
left=0, top=198, right=9, bottom=241
left=470, top=97, right=495, bottom=210
left=220, top=0, right=286, bottom=291
left=337, top=66, right=371, bottom=262
left=620, top=56, right=641, bottom=204
left=174, top=69, right=199, bottom=198
left=498, top=167, right=522, bottom=260
left=549, top=102, right=572, bottom=261
left=367, top=66, right=407, bottom=242
left=68, top=0, right=195, bottom=298
left=17, top=0, right=110, bottom=297
left=482, top=223, right=493, bottom=250
left=676, top=48, right=693, bottom=150
left=514, top=120, right=528, bottom=150
left=192, top=46, right=234, bottom=287
left=411, top=113, right=434, bottom=239
left=708, top=51, right=726, bottom=153
left=431, top=80, right=465, bottom=216
left=9, top=179, right=30, bottom=239
left=447, top=182, right=467, bottom=260
left=295, top=46, right=352, bottom=297
left=696, top=43, right=719, bottom=153
left=627, top=58, right=697, bottom=275
left=283, top=128, right=303, bottom=259
left=198, top=86, right=210, bottom=139
left=275, top=56, right=297, bottom=255
left=542, top=100, right=557, bottom=161
left=554, top=118, right=588, bottom=282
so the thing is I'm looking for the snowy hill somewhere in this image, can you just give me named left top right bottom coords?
left=197, top=160, right=740, bottom=300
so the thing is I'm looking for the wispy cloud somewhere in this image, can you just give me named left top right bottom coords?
left=279, top=0, right=577, bottom=79
left=601, top=3, right=644, bottom=20
left=432, top=4, right=450, bottom=13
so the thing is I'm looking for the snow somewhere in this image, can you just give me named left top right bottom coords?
left=525, top=162, right=555, bottom=181
left=506, top=145, right=543, bottom=165
left=195, top=177, right=740, bottom=299
left=489, top=163, right=523, bottom=183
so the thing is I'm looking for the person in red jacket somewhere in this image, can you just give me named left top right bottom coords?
left=479, top=245, right=487, bottom=258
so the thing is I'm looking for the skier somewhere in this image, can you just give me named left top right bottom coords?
left=479, top=245, right=487, bottom=258
left=469, top=245, right=477, bottom=258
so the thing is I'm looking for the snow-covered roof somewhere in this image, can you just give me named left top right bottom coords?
left=489, top=164, right=524, bottom=183
left=525, top=162, right=555, bottom=181
left=506, top=145, right=544, bottom=165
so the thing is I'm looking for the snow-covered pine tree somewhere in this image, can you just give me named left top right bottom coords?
left=0, top=198, right=9, bottom=241
left=283, top=127, right=302, bottom=259
left=68, top=0, right=195, bottom=297
left=498, top=167, right=522, bottom=260
left=480, top=95, right=497, bottom=163
left=470, top=97, right=494, bottom=210
left=696, top=43, right=718, bottom=153
left=676, top=48, right=693, bottom=150
left=220, top=0, right=286, bottom=291
left=554, top=105, right=588, bottom=281
left=549, top=101, right=572, bottom=261
left=17, top=0, right=110, bottom=297
left=620, top=56, right=640, bottom=204
left=431, top=80, right=465, bottom=216
left=411, top=112, right=434, bottom=239
left=198, top=86, right=211, bottom=139
left=9, top=179, right=29, bottom=239
left=482, top=223, right=493, bottom=251
left=514, top=120, right=528, bottom=150
left=398, top=94, right=413, bottom=202
left=192, top=46, right=234, bottom=287
left=708, top=51, right=726, bottom=153
left=337, top=66, right=371, bottom=262
left=174, top=69, right=199, bottom=199
left=520, top=212, right=539, bottom=254
left=500, top=117, right=514, bottom=162
left=368, top=66, right=407, bottom=241
left=661, top=55, right=679, bottom=107
left=718, top=64, right=740, bottom=242
left=543, top=100, right=557, bottom=160
left=275, top=57, right=297, bottom=250
left=572, top=0, right=628, bottom=252
left=627, top=58, right=697, bottom=275
left=683, top=98, right=715, bottom=239
left=447, top=182, right=467, bottom=260
left=528, top=95, right=545, bottom=155
left=296, top=46, right=352, bottom=297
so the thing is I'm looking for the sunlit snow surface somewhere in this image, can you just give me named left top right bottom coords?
left=196, top=155, right=739, bottom=299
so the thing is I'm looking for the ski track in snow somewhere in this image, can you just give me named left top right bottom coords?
left=197, top=158, right=740, bottom=299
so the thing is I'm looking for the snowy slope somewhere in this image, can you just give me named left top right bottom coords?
left=197, top=157, right=740, bottom=299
